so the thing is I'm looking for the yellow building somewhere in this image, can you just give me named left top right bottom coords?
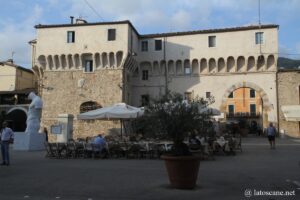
left=0, top=59, right=36, bottom=131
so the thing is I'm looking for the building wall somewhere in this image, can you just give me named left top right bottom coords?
left=41, top=69, right=123, bottom=140
left=131, top=72, right=278, bottom=128
left=225, top=87, right=262, bottom=114
left=15, top=68, right=36, bottom=90
left=278, top=71, right=300, bottom=137
left=0, top=65, right=16, bottom=91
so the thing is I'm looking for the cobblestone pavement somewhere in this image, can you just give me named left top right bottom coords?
left=0, top=136, right=299, bottom=200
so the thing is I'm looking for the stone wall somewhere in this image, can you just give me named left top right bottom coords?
left=277, top=70, right=300, bottom=137
left=40, top=69, right=123, bottom=141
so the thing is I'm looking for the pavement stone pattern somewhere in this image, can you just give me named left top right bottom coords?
left=0, top=136, right=299, bottom=200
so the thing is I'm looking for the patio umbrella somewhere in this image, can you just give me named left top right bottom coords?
left=77, top=103, right=144, bottom=137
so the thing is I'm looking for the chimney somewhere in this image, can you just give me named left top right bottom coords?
left=70, top=16, right=74, bottom=24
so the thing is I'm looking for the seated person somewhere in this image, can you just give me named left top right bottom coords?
left=92, top=134, right=108, bottom=156
left=189, top=133, right=202, bottom=151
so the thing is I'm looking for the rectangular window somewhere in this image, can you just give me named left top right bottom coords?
left=108, top=29, right=116, bottom=41
left=141, top=95, right=150, bottom=106
left=67, top=31, right=75, bottom=43
left=255, top=32, right=264, bottom=44
left=184, top=92, right=192, bottom=103
left=141, top=41, right=148, bottom=52
left=206, top=92, right=211, bottom=98
left=84, top=60, right=93, bottom=72
left=228, top=92, right=233, bottom=98
left=155, top=39, right=162, bottom=51
left=228, top=105, right=234, bottom=115
left=208, top=36, right=216, bottom=47
left=184, top=66, right=191, bottom=75
left=142, top=70, right=148, bottom=80
left=250, top=104, right=256, bottom=116
left=250, top=89, right=256, bottom=98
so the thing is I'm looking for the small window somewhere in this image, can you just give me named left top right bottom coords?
left=228, top=92, right=233, bottom=98
left=155, top=39, right=162, bottom=51
left=208, top=36, right=216, bottom=47
left=141, top=41, right=148, bottom=52
left=255, top=32, right=263, bottom=44
left=84, top=60, right=93, bottom=72
left=141, top=95, right=150, bottom=106
left=142, top=70, right=148, bottom=80
left=67, top=31, right=75, bottom=43
left=206, top=92, right=211, bottom=98
left=184, top=92, right=192, bottom=103
left=250, top=89, right=256, bottom=98
left=108, top=29, right=116, bottom=41
left=184, top=66, right=191, bottom=75
left=250, top=104, right=256, bottom=115
left=228, top=105, right=234, bottom=115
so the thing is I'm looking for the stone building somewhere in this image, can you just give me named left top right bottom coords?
left=277, top=69, right=300, bottom=137
left=31, top=19, right=281, bottom=139
left=0, top=59, right=36, bottom=131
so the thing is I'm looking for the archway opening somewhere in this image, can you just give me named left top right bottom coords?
left=6, top=109, right=27, bottom=132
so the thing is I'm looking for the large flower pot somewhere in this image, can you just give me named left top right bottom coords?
left=161, top=155, right=201, bottom=189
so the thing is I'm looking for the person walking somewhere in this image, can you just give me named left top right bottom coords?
left=266, top=122, right=277, bottom=149
left=0, top=121, right=14, bottom=165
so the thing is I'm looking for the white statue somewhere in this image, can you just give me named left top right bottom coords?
left=25, top=92, right=43, bottom=134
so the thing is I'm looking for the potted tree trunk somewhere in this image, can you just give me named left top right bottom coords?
left=141, top=93, right=214, bottom=189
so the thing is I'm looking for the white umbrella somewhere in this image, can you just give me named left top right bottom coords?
left=77, top=103, right=144, bottom=137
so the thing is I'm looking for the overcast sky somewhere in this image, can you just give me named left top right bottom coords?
left=0, top=0, right=299, bottom=68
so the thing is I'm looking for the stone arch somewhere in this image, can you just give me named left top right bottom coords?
left=227, top=56, right=235, bottom=72
left=6, top=107, right=28, bottom=132
left=168, top=60, right=175, bottom=75
left=247, top=56, right=255, bottom=72
left=94, top=53, right=101, bottom=68
left=67, top=54, right=74, bottom=69
left=102, top=52, right=108, bottom=68
left=74, top=54, right=80, bottom=69
left=184, top=59, right=191, bottom=75
left=208, top=58, right=216, bottom=73
left=257, top=55, right=265, bottom=71
left=237, top=56, right=246, bottom=72
left=61, top=54, right=67, bottom=69
left=192, top=59, right=199, bottom=74
left=54, top=55, right=60, bottom=69
left=200, top=58, right=208, bottom=74
left=218, top=58, right=225, bottom=73
left=266, top=55, right=275, bottom=70
left=176, top=60, right=183, bottom=75
left=160, top=60, right=166, bottom=75
left=109, top=52, right=115, bottom=68
left=220, top=81, right=272, bottom=114
left=116, top=51, right=123, bottom=68
left=47, top=55, right=53, bottom=70
left=80, top=101, right=102, bottom=113
left=153, top=61, right=159, bottom=75
left=38, top=55, right=46, bottom=70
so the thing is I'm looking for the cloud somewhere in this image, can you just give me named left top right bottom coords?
left=0, top=4, right=43, bottom=67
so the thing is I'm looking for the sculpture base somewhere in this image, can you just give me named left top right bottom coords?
left=13, top=132, right=46, bottom=151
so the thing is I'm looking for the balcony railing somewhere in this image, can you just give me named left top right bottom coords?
left=226, top=112, right=261, bottom=118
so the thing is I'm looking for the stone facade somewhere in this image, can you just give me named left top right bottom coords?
left=277, top=70, right=300, bottom=137
left=41, top=69, right=123, bottom=140
left=30, top=20, right=282, bottom=139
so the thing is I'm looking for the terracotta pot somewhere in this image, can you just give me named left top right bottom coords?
left=161, top=155, right=201, bottom=189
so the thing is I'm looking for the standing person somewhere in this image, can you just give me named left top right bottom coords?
left=43, top=127, right=49, bottom=142
left=0, top=121, right=14, bottom=166
left=266, top=122, right=277, bottom=149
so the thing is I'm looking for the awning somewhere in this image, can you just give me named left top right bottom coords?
left=281, top=105, right=300, bottom=121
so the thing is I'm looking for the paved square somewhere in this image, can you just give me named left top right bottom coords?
left=0, top=137, right=299, bottom=200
